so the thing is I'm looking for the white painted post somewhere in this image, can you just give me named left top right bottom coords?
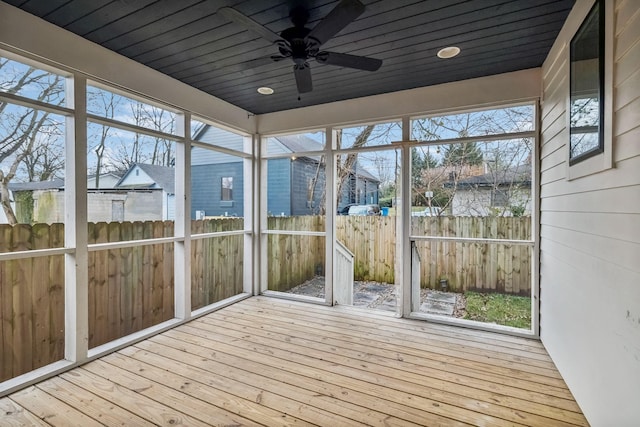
left=532, top=101, right=541, bottom=336
left=259, top=134, right=268, bottom=293
left=65, top=74, right=88, bottom=362
left=174, top=113, right=191, bottom=319
left=325, top=128, right=335, bottom=305
left=400, top=116, right=412, bottom=317
left=243, top=134, right=255, bottom=295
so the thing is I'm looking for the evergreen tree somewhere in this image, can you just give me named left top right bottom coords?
left=442, top=142, right=483, bottom=166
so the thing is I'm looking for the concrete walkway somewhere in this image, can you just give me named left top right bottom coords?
left=287, top=277, right=460, bottom=316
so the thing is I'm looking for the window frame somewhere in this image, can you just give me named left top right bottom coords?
left=566, top=0, right=614, bottom=180
left=221, top=176, right=233, bottom=201
left=568, top=0, right=605, bottom=165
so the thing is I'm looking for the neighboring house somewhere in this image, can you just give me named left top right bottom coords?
left=443, top=164, right=532, bottom=216
left=9, top=178, right=65, bottom=224
left=115, top=164, right=175, bottom=221
left=5, top=166, right=175, bottom=224
left=191, top=127, right=380, bottom=218
left=87, top=171, right=122, bottom=189
left=336, top=164, right=381, bottom=210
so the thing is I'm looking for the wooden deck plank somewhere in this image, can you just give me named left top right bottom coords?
left=5, top=296, right=588, bottom=426
left=174, top=321, right=586, bottom=427
left=127, top=339, right=471, bottom=427
left=9, top=386, right=104, bottom=427
left=112, top=345, right=421, bottom=427
left=60, top=367, right=216, bottom=426
left=199, top=310, right=582, bottom=413
left=35, top=376, right=155, bottom=426
left=148, top=332, right=513, bottom=427
left=237, top=298, right=556, bottom=365
left=84, top=358, right=300, bottom=427
left=0, top=397, right=50, bottom=426
left=222, top=301, right=565, bottom=381
left=249, top=296, right=550, bottom=354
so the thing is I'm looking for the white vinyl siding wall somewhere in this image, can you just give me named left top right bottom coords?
left=540, top=0, right=640, bottom=425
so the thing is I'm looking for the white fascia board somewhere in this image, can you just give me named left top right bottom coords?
left=257, top=68, right=541, bottom=134
left=0, top=2, right=256, bottom=134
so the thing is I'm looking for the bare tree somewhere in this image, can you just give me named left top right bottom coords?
left=411, top=106, right=533, bottom=216
left=107, top=100, right=175, bottom=170
left=335, top=125, right=374, bottom=205
left=87, top=89, right=119, bottom=187
left=0, top=60, right=63, bottom=223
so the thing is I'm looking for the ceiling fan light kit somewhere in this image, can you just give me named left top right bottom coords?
left=218, top=0, right=383, bottom=95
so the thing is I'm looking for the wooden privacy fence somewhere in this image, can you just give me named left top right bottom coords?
left=267, top=216, right=325, bottom=292
left=268, top=215, right=532, bottom=295
left=1, top=215, right=530, bottom=381
left=411, top=217, right=532, bottom=295
left=0, top=218, right=243, bottom=382
left=0, top=223, right=65, bottom=383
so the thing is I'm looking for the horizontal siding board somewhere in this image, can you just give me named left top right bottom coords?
left=614, top=0, right=640, bottom=33
left=615, top=126, right=640, bottom=162
left=540, top=79, right=566, bottom=125
left=540, top=237, right=640, bottom=289
left=614, top=96, right=640, bottom=136
left=541, top=211, right=640, bottom=244
left=541, top=224, right=640, bottom=272
left=540, top=162, right=565, bottom=186
left=614, top=67, right=640, bottom=109
left=541, top=110, right=566, bottom=148
left=541, top=184, right=640, bottom=214
left=541, top=72, right=565, bottom=112
left=615, top=34, right=640, bottom=84
left=540, top=156, right=640, bottom=198
left=540, top=143, right=565, bottom=169
left=541, top=129, right=565, bottom=159
left=614, top=7, right=640, bottom=59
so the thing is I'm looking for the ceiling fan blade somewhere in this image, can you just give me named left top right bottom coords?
left=294, top=63, right=313, bottom=93
left=317, top=51, right=382, bottom=71
left=218, top=7, right=283, bottom=44
left=306, top=0, right=365, bottom=47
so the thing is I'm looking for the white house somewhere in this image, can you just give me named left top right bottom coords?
left=115, top=163, right=176, bottom=221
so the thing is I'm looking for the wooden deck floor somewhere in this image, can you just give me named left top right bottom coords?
left=1, top=296, right=588, bottom=426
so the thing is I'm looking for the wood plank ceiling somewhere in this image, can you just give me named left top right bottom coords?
left=3, top=0, right=575, bottom=114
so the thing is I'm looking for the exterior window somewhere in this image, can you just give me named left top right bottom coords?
left=569, top=0, right=604, bottom=164
left=221, top=176, right=233, bottom=201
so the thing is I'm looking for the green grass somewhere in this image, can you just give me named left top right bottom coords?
left=463, top=292, right=531, bottom=329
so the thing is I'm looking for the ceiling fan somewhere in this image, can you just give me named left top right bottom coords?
left=218, top=0, right=382, bottom=94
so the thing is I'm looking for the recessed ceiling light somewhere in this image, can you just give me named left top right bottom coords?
left=257, top=86, right=274, bottom=95
left=437, top=46, right=461, bottom=59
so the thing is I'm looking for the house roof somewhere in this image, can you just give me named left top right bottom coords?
left=117, top=164, right=176, bottom=194
left=275, top=134, right=379, bottom=183
left=444, top=164, right=531, bottom=189
left=8, top=178, right=65, bottom=191
left=276, top=134, right=324, bottom=153
left=4, top=1, right=575, bottom=114
left=353, top=163, right=379, bottom=183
